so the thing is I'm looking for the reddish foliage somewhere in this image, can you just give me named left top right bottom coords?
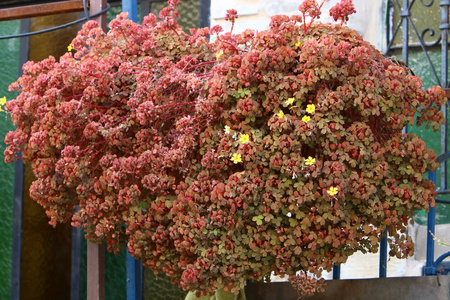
left=4, top=0, right=446, bottom=296
left=329, top=0, right=356, bottom=25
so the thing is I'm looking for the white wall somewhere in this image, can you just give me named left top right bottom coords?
left=211, top=0, right=386, bottom=51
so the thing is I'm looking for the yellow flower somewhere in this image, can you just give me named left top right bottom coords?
left=306, top=104, right=316, bottom=114
left=277, top=110, right=285, bottom=119
left=295, top=41, right=302, bottom=48
left=215, top=50, right=223, bottom=60
left=239, top=133, right=250, bottom=144
left=67, top=44, right=74, bottom=52
left=327, top=187, right=339, bottom=196
left=0, top=96, right=6, bottom=106
left=283, top=97, right=295, bottom=107
left=302, top=115, right=311, bottom=123
left=305, top=156, right=315, bottom=166
left=224, top=125, right=231, bottom=134
left=231, top=153, right=242, bottom=164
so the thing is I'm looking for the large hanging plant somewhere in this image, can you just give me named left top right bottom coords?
left=4, top=0, right=447, bottom=296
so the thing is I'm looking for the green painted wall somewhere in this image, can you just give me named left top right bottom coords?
left=0, top=20, right=20, bottom=300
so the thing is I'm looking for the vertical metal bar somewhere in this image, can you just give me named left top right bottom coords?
left=122, top=0, right=138, bottom=23
left=441, top=0, right=449, bottom=87
left=425, top=170, right=437, bottom=275
left=397, top=0, right=410, bottom=275
left=11, top=154, right=24, bottom=300
left=199, top=0, right=211, bottom=28
left=70, top=219, right=82, bottom=300
left=379, top=231, right=388, bottom=278
left=124, top=0, right=143, bottom=297
left=332, top=264, right=341, bottom=280
left=385, top=0, right=392, bottom=54
left=402, top=0, right=410, bottom=64
left=126, top=252, right=136, bottom=300
left=440, top=1, right=449, bottom=192
left=140, top=0, right=150, bottom=23
left=445, top=100, right=449, bottom=188
left=11, top=17, right=30, bottom=300
left=126, top=251, right=143, bottom=300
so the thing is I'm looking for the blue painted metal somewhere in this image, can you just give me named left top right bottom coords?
left=401, top=0, right=409, bottom=64
left=425, top=171, right=437, bottom=275
left=200, top=0, right=211, bottom=28
left=436, top=151, right=450, bottom=164
left=436, top=198, right=450, bottom=204
left=122, top=0, right=138, bottom=23
left=126, top=250, right=143, bottom=300
left=126, top=251, right=135, bottom=300
left=433, top=251, right=450, bottom=271
left=70, top=224, right=82, bottom=300
left=424, top=169, right=450, bottom=276
left=122, top=4, right=140, bottom=298
left=379, top=231, right=388, bottom=278
left=332, top=264, right=341, bottom=280
left=440, top=0, right=449, bottom=195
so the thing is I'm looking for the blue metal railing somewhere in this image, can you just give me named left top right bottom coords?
left=379, top=232, right=388, bottom=278
left=122, top=0, right=138, bottom=23
left=424, top=151, right=450, bottom=276
left=121, top=2, right=144, bottom=300
left=126, top=251, right=143, bottom=300
left=424, top=171, right=438, bottom=276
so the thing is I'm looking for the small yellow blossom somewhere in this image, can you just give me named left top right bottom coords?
left=327, top=187, right=339, bottom=196
left=277, top=110, right=285, bottom=119
left=295, top=41, right=302, bottom=48
left=67, top=44, right=74, bottom=52
left=239, top=133, right=250, bottom=144
left=302, top=115, right=311, bottom=123
left=305, top=156, right=316, bottom=166
left=306, top=104, right=316, bottom=114
left=0, top=96, right=6, bottom=112
left=215, top=50, right=224, bottom=60
left=283, top=97, right=295, bottom=107
left=231, top=153, right=242, bottom=164
left=224, top=125, right=231, bottom=134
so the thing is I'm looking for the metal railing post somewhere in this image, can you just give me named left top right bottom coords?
left=425, top=171, right=437, bottom=275
left=126, top=251, right=143, bottom=300
left=401, top=0, right=410, bottom=64
left=122, top=0, right=138, bottom=23
left=332, top=264, right=341, bottom=280
left=379, top=231, right=388, bottom=278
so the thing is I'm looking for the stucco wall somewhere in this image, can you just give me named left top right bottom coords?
left=211, top=0, right=386, bottom=50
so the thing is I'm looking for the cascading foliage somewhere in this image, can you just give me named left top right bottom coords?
left=4, top=0, right=447, bottom=296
